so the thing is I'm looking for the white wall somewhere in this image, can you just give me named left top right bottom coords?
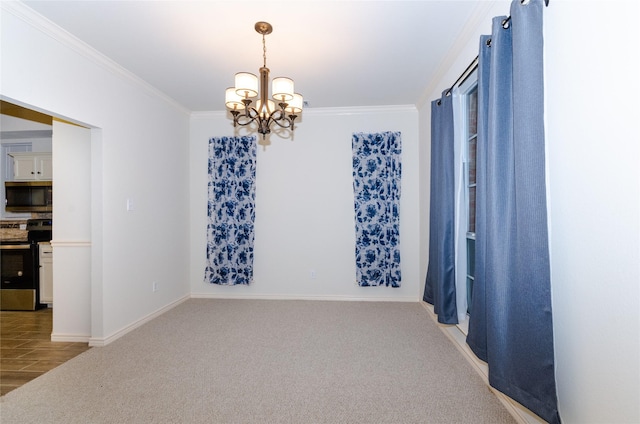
left=545, top=1, right=640, bottom=423
left=51, top=121, right=92, bottom=340
left=190, top=107, right=421, bottom=301
left=420, top=1, right=640, bottom=423
left=1, top=3, right=191, bottom=342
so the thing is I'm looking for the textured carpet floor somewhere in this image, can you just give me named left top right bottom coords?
left=0, top=299, right=515, bottom=423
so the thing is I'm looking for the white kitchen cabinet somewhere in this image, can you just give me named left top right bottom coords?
left=9, top=152, right=53, bottom=180
left=39, top=242, right=53, bottom=305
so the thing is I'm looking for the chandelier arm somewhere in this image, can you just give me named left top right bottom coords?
left=268, top=115, right=294, bottom=130
left=233, top=117, right=259, bottom=128
left=233, top=107, right=261, bottom=127
left=241, top=99, right=253, bottom=118
left=269, top=108, right=286, bottom=122
left=275, top=103, right=290, bottom=120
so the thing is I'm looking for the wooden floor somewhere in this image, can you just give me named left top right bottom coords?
left=0, top=308, right=91, bottom=395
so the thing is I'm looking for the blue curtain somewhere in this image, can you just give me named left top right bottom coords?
left=423, top=92, right=458, bottom=324
left=466, top=1, right=560, bottom=423
left=352, top=131, right=402, bottom=287
left=205, top=136, right=256, bottom=285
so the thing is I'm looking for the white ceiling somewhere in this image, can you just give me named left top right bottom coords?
left=21, top=1, right=486, bottom=112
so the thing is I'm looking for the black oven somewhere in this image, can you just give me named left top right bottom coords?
left=0, top=242, right=38, bottom=310
left=0, top=219, right=52, bottom=310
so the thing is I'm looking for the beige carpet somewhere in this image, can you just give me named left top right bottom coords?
left=0, top=299, right=515, bottom=423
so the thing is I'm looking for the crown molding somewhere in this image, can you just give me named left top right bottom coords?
left=190, top=104, right=416, bottom=121
left=302, top=104, right=417, bottom=116
left=416, top=1, right=499, bottom=109
left=2, top=1, right=190, bottom=116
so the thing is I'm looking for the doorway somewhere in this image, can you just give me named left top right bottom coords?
left=1, top=100, right=94, bottom=343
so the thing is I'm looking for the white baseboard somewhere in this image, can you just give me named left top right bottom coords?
left=190, top=293, right=419, bottom=302
left=420, top=302, right=546, bottom=424
left=51, top=333, right=90, bottom=343
left=86, top=294, right=414, bottom=347
left=88, top=295, right=190, bottom=347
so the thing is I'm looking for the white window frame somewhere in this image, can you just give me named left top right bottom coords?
left=453, top=70, right=478, bottom=333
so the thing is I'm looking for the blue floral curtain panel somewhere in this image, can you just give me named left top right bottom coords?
left=352, top=131, right=402, bottom=287
left=465, top=1, right=560, bottom=423
left=205, top=136, right=256, bottom=285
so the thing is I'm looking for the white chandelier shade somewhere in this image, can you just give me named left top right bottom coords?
left=285, top=93, right=303, bottom=114
left=272, top=77, right=294, bottom=102
left=225, top=88, right=245, bottom=111
left=234, top=72, right=258, bottom=98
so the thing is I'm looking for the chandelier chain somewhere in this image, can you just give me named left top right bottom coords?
left=262, top=34, right=267, bottom=68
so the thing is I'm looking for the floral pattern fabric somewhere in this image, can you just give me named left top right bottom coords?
left=205, top=136, right=256, bottom=285
left=352, top=131, right=402, bottom=287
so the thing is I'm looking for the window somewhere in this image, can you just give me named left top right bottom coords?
left=465, top=85, right=478, bottom=313
left=454, top=71, right=478, bottom=318
left=441, top=69, right=478, bottom=327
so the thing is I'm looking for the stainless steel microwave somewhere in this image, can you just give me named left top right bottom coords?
left=4, top=181, right=53, bottom=212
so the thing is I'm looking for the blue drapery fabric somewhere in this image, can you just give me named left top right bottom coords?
left=423, top=92, right=458, bottom=324
left=352, top=131, right=402, bottom=287
left=465, top=1, right=560, bottom=423
left=205, top=136, right=256, bottom=285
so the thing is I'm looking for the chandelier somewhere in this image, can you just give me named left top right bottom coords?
left=225, top=21, right=303, bottom=139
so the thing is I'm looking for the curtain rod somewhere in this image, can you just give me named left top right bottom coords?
left=436, top=56, right=478, bottom=105
left=437, top=0, right=550, bottom=104
left=445, top=56, right=479, bottom=97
